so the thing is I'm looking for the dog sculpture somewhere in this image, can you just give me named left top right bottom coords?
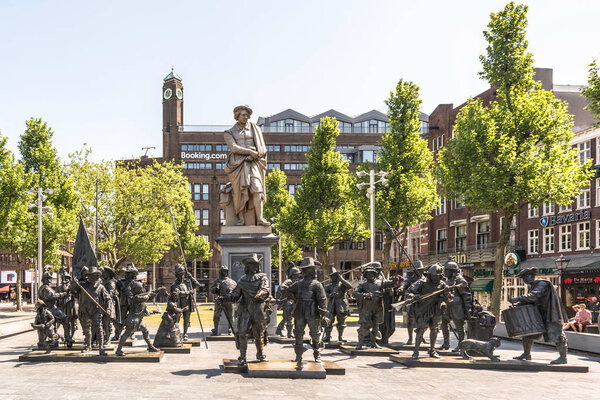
left=458, top=337, right=501, bottom=362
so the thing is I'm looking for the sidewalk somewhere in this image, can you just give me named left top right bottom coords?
left=1, top=321, right=599, bottom=399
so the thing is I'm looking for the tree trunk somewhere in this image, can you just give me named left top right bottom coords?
left=382, top=237, right=392, bottom=278
left=320, top=247, right=330, bottom=278
left=15, top=257, right=23, bottom=311
left=491, top=211, right=514, bottom=319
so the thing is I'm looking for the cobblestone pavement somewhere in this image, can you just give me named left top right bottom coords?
left=1, top=324, right=598, bottom=400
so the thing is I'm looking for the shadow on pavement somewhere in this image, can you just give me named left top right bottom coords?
left=171, top=368, right=221, bottom=379
left=364, top=361, right=396, bottom=370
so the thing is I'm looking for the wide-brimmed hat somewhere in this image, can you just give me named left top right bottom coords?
left=299, top=257, right=321, bottom=269
left=120, top=264, right=137, bottom=274
left=220, top=265, right=229, bottom=272
left=87, top=265, right=102, bottom=277
left=329, top=267, right=340, bottom=276
left=101, top=266, right=116, bottom=277
left=35, top=299, right=46, bottom=309
left=242, top=253, right=262, bottom=266
left=517, top=267, right=537, bottom=278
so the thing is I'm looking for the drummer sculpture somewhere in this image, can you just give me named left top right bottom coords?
left=507, top=267, right=568, bottom=364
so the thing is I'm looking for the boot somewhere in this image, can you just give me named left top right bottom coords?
left=370, top=333, right=381, bottom=349
left=550, top=340, right=568, bottom=365
left=338, top=327, right=346, bottom=343
left=412, top=330, right=424, bottom=359
left=322, top=331, right=331, bottom=343
left=356, top=340, right=364, bottom=350
left=429, top=330, right=440, bottom=358
left=313, top=349, right=321, bottom=363
left=255, top=336, right=266, bottom=361
left=428, top=349, right=440, bottom=359
left=275, top=327, right=283, bottom=337
left=438, top=341, right=450, bottom=351
left=514, top=337, right=533, bottom=361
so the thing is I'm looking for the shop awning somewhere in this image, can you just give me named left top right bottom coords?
left=0, top=285, right=9, bottom=293
left=470, top=279, right=493, bottom=292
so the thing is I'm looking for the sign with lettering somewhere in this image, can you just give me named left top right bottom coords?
left=181, top=152, right=228, bottom=160
left=540, top=210, right=591, bottom=227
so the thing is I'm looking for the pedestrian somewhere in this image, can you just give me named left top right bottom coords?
left=586, top=296, right=599, bottom=324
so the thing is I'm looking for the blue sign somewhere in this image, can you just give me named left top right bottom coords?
left=540, top=216, right=548, bottom=227
left=540, top=210, right=590, bottom=227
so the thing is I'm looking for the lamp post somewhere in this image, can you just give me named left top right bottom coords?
left=553, top=254, right=570, bottom=303
left=356, top=170, right=388, bottom=263
left=28, top=187, right=53, bottom=303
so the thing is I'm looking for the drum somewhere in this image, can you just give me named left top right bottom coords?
left=467, top=320, right=494, bottom=341
left=502, top=304, right=545, bottom=338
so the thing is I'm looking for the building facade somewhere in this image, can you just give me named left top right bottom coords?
left=154, top=70, right=429, bottom=298
left=420, top=68, right=597, bottom=313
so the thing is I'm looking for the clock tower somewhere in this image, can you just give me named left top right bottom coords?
left=162, top=68, right=184, bottom=160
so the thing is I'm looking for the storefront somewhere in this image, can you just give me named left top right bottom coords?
left=562, top=265, right=600, bottom=316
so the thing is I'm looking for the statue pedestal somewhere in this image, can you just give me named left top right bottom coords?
left=216, top=226, right=279, bottom=335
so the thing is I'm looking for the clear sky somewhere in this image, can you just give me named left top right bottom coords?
left=1, top=0, right=599, bottom=161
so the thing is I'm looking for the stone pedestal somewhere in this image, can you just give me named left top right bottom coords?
left=216, top=225, right=279, bottom=334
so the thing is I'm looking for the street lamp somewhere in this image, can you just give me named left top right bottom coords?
left=553, top=254, right=570, bottom=301
left=356, top=170, right=388, bottom=263
left=28, top=187, right=54, bottom=303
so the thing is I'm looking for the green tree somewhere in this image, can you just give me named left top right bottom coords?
left=264, top=168, right=302, bottom=271
left=280, top=117, right=366, bottom=275
left=18, top=118, right=79, bottom=268
left=373, top=79, right=438, bottom=275
left=0, top=133, right=35, bottom=310
left=437, top=2, right=592, bottom=317
left=67, top=149, right=210, bottom=269
left=581, top=60, right=600, bottom=123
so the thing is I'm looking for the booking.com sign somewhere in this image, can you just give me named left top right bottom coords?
left=181, top=152, right=227, bottom=160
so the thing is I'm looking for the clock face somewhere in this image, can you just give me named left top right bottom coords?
left=163, top=88, right=172, bottom=100
left=176, top=88, right=183, bottom=100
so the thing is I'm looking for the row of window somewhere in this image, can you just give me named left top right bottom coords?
left=181, top=144, right=229, bottom=152
left=436, top=221, right=491, bottom=253
left=263, top=119, right=399, bottom=134
left=527, top=221, right=598, bottom=254
left=527, top=183, right=600, bottom=217
left=183, top=162, right=226, bottom=170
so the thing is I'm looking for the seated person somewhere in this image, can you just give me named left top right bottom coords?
left=562, top=305, right=580, bottom=331
left=575, top=303, right=592, bottom=332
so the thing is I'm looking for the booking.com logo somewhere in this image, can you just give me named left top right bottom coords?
left=181, top=152, right=227, bottom=160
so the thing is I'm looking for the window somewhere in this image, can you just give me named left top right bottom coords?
left=288, top=184, right=296, bottom=197
left=215, top=163, right=225, bottom=170
left=543, top=227, right=554, bottom=253
left=341, top=153, right=355, bottom=163
left=436, top=229, right=447, bottom=254
left=455, top=225, right=467, bottom=251
left=202, top=184, right=209, bottom=201
left=202, top=209, right=209, bottom=226
left=338, top=121, right=352, bottom=133
left=559, top=203, right=572, bottom=213
left=577, top=221, right=590, bottom=250
left=194, top=209, right=201, bottom=225
left=420, top=121, right=429, bottom=134
left=220, top=209, right=225, bottom=226
left=596, top=179, right=600, bottom=206
left=528, top=204, right=539, bottom=218
left=192, top=184, right=201, bottom=200
left=560, top=225, right=572, bottom=251
left=597, top=221, right=600, bottom=249
left=432, top=135, right=444, bottom=151
left=362, top=150, right=375, bottom=163
left=181, top=144, right=213, bottom=152
left=375, top=232, right=383, bottom=250
left=477, top=221, right=490, bottom=249
left=267, top=163, right=281, bottom=170
left=283, top=163, right=307, bottom=170
left=284, top=145, right=309, bottom=153
left=266, top=145, right=280, bottom=152
left=578, top=141, right=591, bottom=164
left=543, top=201, right=554, bottom=216
left=339, top=241, right=365, bottom=250
left=528, top=230, right=539, bottom=254
left=215, top=144, right=228, bottom=152
left=499, top=216, right=517, bottom=247
left=183, top=162, right=212, bottom=170
left=455, top=199, right=465, bottom=209
left=578, top=186, right=590, bottom=209
left=436, top=197, right=446, bottom=215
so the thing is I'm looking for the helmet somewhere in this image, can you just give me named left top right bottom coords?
left=174, top=264, right=186, bottom=275
left=131, top=281, right=145, bottom=295
left=219, top=265, right=229, bottom=272
left=42, top=271, right=52, bottom=281
left=444, top=260, right=459, bottom=271
left=413, top=260, right=424, bottom=271
left=80, top=266, right=89, bottom=277
left=428, top=263, right=444, bottom=276
left=288, top=266, right=301, bottom=278
left=35, top=299, right=46, bottom=309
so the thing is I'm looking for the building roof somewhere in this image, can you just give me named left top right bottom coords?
left=258, top=108, right=429, bottom=125
left=164, top=68, right=182, bottom=82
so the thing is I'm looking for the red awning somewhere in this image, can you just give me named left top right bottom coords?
left=0, top=285, right=9, bottom=293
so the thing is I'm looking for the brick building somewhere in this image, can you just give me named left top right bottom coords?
left=419, top=68, right=597, bottom=312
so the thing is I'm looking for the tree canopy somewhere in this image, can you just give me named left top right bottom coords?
left=581, top=59, right=600, bottom=123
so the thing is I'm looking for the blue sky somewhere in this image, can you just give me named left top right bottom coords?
left=1, top=0, right=599, bottom=161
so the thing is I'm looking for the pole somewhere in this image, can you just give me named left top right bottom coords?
left=94, top=172, right=98, bottom=255
left=152, top=262, right=156, bottom=291
left=36, top=187, right=42, bottom=303
left=278, top=236, right=282, bottom=286
left=369, top=170, right=375, bottom=264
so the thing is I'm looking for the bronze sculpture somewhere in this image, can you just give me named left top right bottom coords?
left=170, top=263, right=201, bottom=340
left=71, top=265, right=110, bottom=355
left=275, top=265, right=301, bottom=338
left=459, top=338, right=501, bottom=361
left=101, top=266, right=118, bottom=346
left=116, top=281, right=165, bottom=356
left=210, top=265, right=237, bottom=336
left=354, top=262, right=398, bottom=350
left=405, top=263, right=452, bottom=359
left=56, top=271, right=78, bottom=342
left=323, top=267, right=352, bottom=343
left=439, top=260, right=472, bottom=351
left=153, top=289, right=188, bottom=348
left=398, top=261, right=425, bottom=345
left=218, top=253, right=271, bottom=365
left=39, top=271, right=75, bottom=348
left=507, top=267, right=568, bottom=364
left=31, top=299, right=63, bottom=353
left=112, top=264, right=138, bottom=340
left=282, top=257, right=328, bottom=362
left=223, top=105, right=270, bottom=226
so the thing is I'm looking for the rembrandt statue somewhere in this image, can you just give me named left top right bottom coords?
left=222, top=105, right=270, bottom=226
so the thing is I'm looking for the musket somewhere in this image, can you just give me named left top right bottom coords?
left=382, top=217, right=421, bottom=279
left=391, top=284, right=460, bottom=311
left=73, top=278, right=123, bottom=329
left=220, top=300, right=239, bottom=349
left=169, top=206, right=208, bottom=349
